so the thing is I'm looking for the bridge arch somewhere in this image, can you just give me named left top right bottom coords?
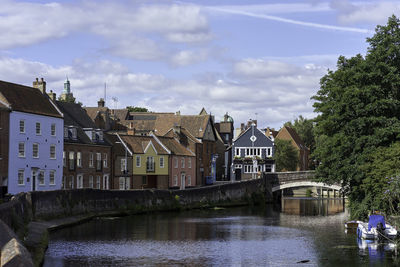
left=272, top=181, right=341, bottom=193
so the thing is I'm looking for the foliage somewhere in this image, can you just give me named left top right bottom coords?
left=312, top=15, right=400, bottom=217
left=126, top=106, right=149, bottom=112
left=285, top=115, right=316, bottom=169
left=274, top=139, right=299, bottom=172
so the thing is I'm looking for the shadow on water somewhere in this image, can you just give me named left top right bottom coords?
left=43, top=198, right=399, bottom=267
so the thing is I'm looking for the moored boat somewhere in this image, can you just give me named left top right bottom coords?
left=357, top=214, right=397, bottom=240
left=345, top=220, right=363, bottom=229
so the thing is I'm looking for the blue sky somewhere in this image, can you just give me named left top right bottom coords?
left=0, top=0, right=398, bottom=128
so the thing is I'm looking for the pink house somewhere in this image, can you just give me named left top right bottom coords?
left=157, top=137, right=196, bottom=189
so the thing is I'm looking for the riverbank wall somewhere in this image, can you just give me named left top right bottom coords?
left=0, top=177, right=268, bottom=266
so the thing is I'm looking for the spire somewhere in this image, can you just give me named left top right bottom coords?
left=63, top=77, right=70, bottom=94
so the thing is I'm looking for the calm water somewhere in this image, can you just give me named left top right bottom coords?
left=43, top=198, right=399, bottom=266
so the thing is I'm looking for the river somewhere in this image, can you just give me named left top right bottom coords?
left=43, top=198, right=398, bottom=266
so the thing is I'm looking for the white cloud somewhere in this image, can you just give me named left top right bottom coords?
left=331, top=1, right=400, bottom=25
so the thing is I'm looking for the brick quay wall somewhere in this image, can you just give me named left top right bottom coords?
left=0, top=177, right=269, bottom=266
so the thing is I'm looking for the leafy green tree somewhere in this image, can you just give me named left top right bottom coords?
left=285, top=115, right=316, bottom=169
left=274, top=139, right=299, bottom=172
left=312, top=15, right=400, bottom=218
left=126, top=106, right=149, bottom=112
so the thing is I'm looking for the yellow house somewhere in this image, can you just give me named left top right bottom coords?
left=119, top=135, right=170, bottom=189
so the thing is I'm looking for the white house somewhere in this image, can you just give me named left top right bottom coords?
left=0, top=79, right=64, bottom=194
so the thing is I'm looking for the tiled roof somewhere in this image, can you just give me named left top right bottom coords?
left=56, top=101, right=96, bottom=128
left=0, top=80, right=62, bottom=118
left=119, top=135, right=169, bottom=155
left=157, top=136, right=195, bottom=156
left=279, top=126, right=307, bottom=149
left=84, top=107, right=108, bottom=121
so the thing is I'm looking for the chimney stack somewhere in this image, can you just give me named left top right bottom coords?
left=98, top=98, right=105, bottom=107
left=47, top=90, right=56, bottom=101
left=33, top=77, right=46, bottom=94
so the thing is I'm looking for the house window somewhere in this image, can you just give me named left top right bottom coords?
left=49, top=170, right=56, bottom=185
left=51, top=123, right=56, bottom=136
left=19, top=120, right=25, bottom=133
left=63, top=151, right=66, bottom=167
left=50, top=145, right=56, bottom=159
left=235, top=148, right=240, bottom=156
left=267, top=148, right=272, bottom=157
left=121, top=158, right=127, bottom=172
left=159, top=156, right=164, bottom=168
left=64, top=127, right=68, bottom=138
left=244, top=165, right=254, bottom=173
left=119, top=177, right=125, bottom=190
left=136, top=155, right=141, bottom=167
left=173, top=175, right=178, bottom=186
left=146, top=156, right=154, bottom=172
left=174, top=157, right=178, bottom=168
left=188, top=158, right=191, bottom=169
left=96, top=175, right=101, bottom=189
left=103, top=153, right=107, bottom=168
left=77, top=174, right=83, bottom=189
left=89, top=153, right=94, bottom=167
left=89, top=176, right=94, bottom=188
left=62, top=176, right=66, bottom=189
left=71, top=128, right=77, bottom=140
left=188, top=175, right=191, bottom=186
left=77, top=152, right=82, bottom=167
left=181, top=157, right=185, bottom=168
left=96, top=153, right=102, bottom=170
left=18, top=169, right=24, bottom=185
left=36, top=122, right=41, bottom=135
left=38, top=170, right=45, bottom=185
left=69, top=175, right=74, bottom=189
left=18, top=142, right=25, bottom=157
left=69, top=151, right=75, bottom=170
left=32, top=143, right=39, bottom=158
left=103, top=174, right=109, bottom=190
left=92, top=131, right=96, bottom=141
left=142, top=176, right=147, bottom=185
left=235, top=164, right=242, bottom=169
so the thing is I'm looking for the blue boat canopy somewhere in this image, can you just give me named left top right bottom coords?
left=368, top=214, right=386, bottom=231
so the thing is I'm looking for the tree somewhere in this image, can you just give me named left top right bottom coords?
left=274, top=139, right=299, bottom=172
left=126, top=106, right=149, bottom=112
left=312, top=15, right=400, bottom=218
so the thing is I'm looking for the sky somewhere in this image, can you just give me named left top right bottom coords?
left=1, top=0, right=399, bottom=129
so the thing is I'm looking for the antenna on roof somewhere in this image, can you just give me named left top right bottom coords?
left=104, top=83, right=107, bottom=104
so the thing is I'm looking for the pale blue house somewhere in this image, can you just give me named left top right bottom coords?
left=0, top=79, right=64, bottom=194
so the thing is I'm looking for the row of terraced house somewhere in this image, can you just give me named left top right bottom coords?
left=0, top=78, right=287, bottom=196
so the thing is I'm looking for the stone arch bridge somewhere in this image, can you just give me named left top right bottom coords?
left=263, top=171, right=343, bottom=200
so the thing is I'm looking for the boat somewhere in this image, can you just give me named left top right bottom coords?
left=357, top=214, right=398, bottom=240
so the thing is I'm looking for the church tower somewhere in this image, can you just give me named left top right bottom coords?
left=59, top=78, right=76, bottom=103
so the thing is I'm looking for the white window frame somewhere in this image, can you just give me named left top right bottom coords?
left=19, top=120, right=25, bottom=133
left=36, top=122, right=41, bottom=135
left=50, top=145, right=56, bottom=159
left=49, top=170, right=56, bottom=185
left=69, top=175, right=74, bottom=189
left=174, top=157, right=178, bottom=168
left=136, top=155, right=141, bottom=167
left=38, top=170, right=45, bottom=185
left=32, top=143, right=39, bottom=158
left=89, top=175, right=94, bottom=188
left=173, top=175, right=178, bottom=186
left=188, top=175, right=191, bottom=186
left=18, top=169, right=24, bottom=185
left=89, top=153, right=94, bottom=167
left=18, top=142, right=25, bottom=158
left=181, top=157, right=185, bottom=168
left=121, top=158, right=127, bottom=172
left=77, top=152, right=82, bottom=167
left=159, top=156, right=164, bottom=168
left=235, top=148, right=240, bottom=156
left=51, top=123, right=56, bottom=136
left=96, top=175, right=101, bottom=189
left=103, top=174, right=109, bottom=190
left=77, top=174, right=83, bottom=189
left=235, top=164, right=242, bottom=169
left=267, top=147, right=272, bottom=157
left=103, top=153, right=107, bottom=168
left=63, top=151, right=66, bottom=167
left=188, top=158, right=191, bottom=169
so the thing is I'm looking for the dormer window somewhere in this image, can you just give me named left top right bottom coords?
left=97, top=131, right=103, bottom=141
left=64, top=127, right=68, bottom=138
left=71, top=128, right=77, bottom=140
left=92, top=131, right=96, bottom=141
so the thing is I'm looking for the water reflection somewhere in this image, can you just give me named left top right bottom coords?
left=43, top=198, right=398, bottom=267
left=281, top=197, right=344, bottom=216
